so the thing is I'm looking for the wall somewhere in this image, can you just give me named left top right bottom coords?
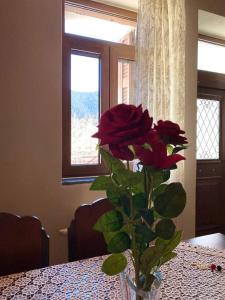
left=0, top=0, right=104, bottom=264
left=1, top=0, right=225, bottom=264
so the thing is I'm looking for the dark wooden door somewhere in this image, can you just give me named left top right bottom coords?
left=196, top=71, right=225, bottom=236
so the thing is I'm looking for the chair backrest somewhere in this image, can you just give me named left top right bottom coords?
left=0, top=213, right=49, bottom=276
left=68, top=198, right=113, bottom=261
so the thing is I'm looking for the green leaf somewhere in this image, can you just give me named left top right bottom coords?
left=152, top=184, right=167, bottom=201
left=155, top=230, right=182, bottom=255
left=132, top=193, right=147, bottom=210
left=153, top=210, right=161, bottom=221
left=132, top=241, right=148, bottom=259
left=135, top=224, right=157, bottom=244
left=148, top=168, right=170, bottom=189
left=173, top=145, right=188, bottom=154
left=152, top=171, right=164, bottom=187
left=155, top=235, right=178, bottom=268
left=107, top=232, right=131, bottom=253
left=107, top=187, right=131, bottom=216
left=106, top=187, right=126, bottom=206
left=155, top=219, right=175, bottom=240
left=167, top=144, right=174, bottom=155
left=90, top=176, right=112, bottom=191
left=140, top=209, right=154, bottom=225
left=152, top=169, right=170, bottom=187
left=94, top=210, right=123, bottom=232
left=132, top=181, right=145, bottom=194
left=140, top=246, right=163, bottom=274
left=103, top=231, right=118, bottom=244
left=100, top=148, right=125, bottom=173
left=120, top=196, right=131, bottom=217
left=154, top=183, right=186, bottom=218
left=160, top=251, right=177, bottom=266
left=117, top=169, right=143, bottom=187
left=103, top=224, right=130, bottom=244
left=162, top=169, right=170, bottom=182
left=102, top=253, right=127, bottom=276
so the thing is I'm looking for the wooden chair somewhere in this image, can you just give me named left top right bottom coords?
left=0, top=213, right=49, bottom=276
left=68, top=198, right=113, bottom=261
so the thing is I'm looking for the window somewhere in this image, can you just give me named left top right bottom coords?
left=197, top=97, right=221, bottom=160
left=70, top=53, right=100, bottom=166
left=118, top=59, right=135, bottom=104
left=63, top=1, right=136, bottom=179
left=65, top=3, right=136, bottom=44
left=198, top=40, right=225, bottom=74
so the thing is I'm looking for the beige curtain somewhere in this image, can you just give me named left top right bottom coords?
left=136, top=0, right=186, bottom=228
left=136, top=0, right=185, bottom=122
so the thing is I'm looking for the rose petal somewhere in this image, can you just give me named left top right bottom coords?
left=109, top=145, right=134, bottom=161
left=159, top=154, right=185, bottom=169
left=92, top=104, right=153, bottom=147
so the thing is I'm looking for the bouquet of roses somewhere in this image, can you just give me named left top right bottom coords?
left=90, top=104, right=187, bottom=297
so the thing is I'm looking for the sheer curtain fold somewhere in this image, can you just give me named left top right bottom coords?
left=136, top=0, right=186, bottom=228
left=136, top=0, right=185, bottom=122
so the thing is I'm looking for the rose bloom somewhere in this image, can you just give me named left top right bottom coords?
left=154, top=120, right=187, bottom=145
left=135, top=131, right=185, bottom=169
left=93, top=104, right=153, bottom=160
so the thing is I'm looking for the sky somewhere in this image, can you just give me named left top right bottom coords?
left=71, top=55, right=99, bottom=92
left=198, top=41, right=225, bottom=74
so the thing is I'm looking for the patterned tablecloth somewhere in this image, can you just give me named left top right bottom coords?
left=1, top=242, right=225, bottom=300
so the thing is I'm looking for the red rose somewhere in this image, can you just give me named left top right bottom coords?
left=93, top=104, right=153, bottom=160
left=154, top=120, right=187, bottom=145
left=109, top=145, right=134, bottom=161
left=135, top=131, right=185, bottom=169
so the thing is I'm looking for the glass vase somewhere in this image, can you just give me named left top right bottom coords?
left=120, top=269, right=162, bottom=300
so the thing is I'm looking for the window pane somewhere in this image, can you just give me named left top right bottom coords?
left=198, top=41, right=225, bottom=74
left=118, top=59, right=135, bottom=104
left=71, top=53, right=99, bottom=165
left=197, top=98, right=220, bottom=160
left=65, top=5, right=136, bottom=45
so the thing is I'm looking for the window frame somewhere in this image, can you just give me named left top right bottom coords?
left=62, top=34, right=110, bottom=177
left=110, top=44, right=135, bottom=107
left=65, top=0, right=137, bottom=24
left=62, top=1, right=136, bottom=179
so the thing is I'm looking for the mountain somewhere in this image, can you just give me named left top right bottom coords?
left=71, top=91, right=98, bottom=119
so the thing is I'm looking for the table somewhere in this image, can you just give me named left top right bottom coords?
left=1, top=234, right=225, bottom=299
left=186, top=233, right=225, bottom=250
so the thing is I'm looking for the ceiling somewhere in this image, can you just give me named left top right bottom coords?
left=94, top=0, right=138, bottom=11
left=199, top=10, right=225, bottom=40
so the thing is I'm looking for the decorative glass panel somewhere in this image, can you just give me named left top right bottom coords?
left=65, top=5, right=136, bottom=45
left=197, top=98, right=220, bottom=160
left=198, top=41, right=225, bottom=74
left=71, top=53, right=99, bottom=165
left=118, top=59, right=135, bottom=104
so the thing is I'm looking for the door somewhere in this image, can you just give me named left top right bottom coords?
left=196, top=71, right=225, bottom=236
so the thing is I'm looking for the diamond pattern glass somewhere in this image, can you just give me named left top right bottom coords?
left=197, top=98, right=220, bottom=160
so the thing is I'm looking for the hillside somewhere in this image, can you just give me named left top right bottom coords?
left=71, top=91, right=98, bottom=119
